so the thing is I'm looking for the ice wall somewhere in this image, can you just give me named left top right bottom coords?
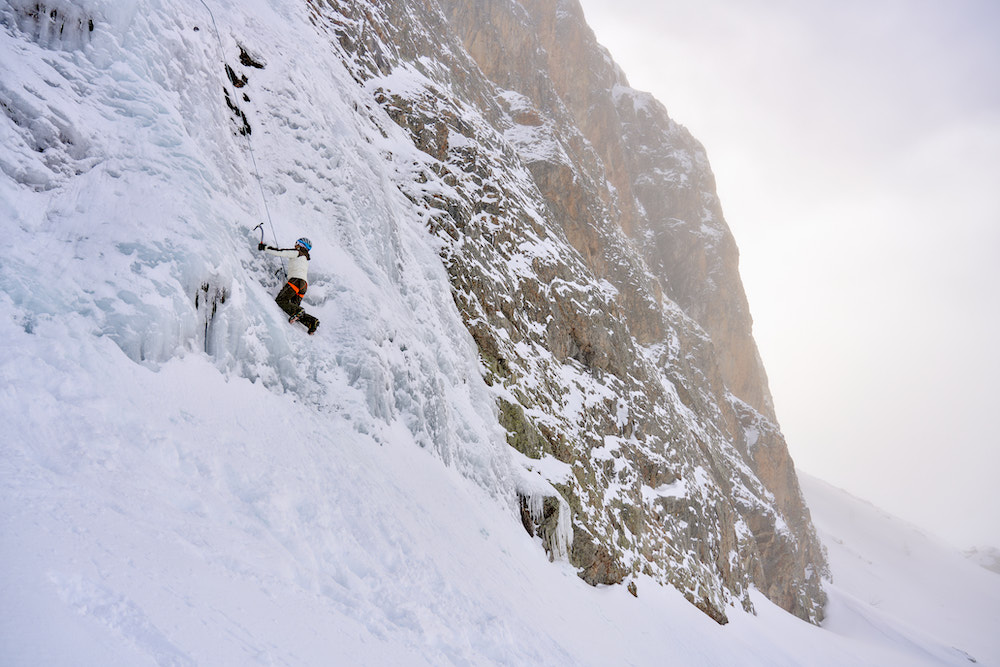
left=0, top=0, right=512, bottom=495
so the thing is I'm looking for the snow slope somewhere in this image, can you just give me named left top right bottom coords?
left=2, top=0, right=998, bottom=664
left=800, top=473, right=1000, bottom=665
left=6, top=312, right=997, bottom=666
left=5, top=306, right=998, bottom=666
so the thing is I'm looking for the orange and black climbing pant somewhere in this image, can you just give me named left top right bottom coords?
left=275, top=278, right=307, bottom=317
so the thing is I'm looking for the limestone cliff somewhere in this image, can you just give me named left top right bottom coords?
left=303, top=0, right=827, bottom=623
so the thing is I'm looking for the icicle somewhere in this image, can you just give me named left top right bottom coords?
left=552, top=495, right=574, bottom=560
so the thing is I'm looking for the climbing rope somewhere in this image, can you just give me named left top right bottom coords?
left=197, top=0, right=279, bottom=247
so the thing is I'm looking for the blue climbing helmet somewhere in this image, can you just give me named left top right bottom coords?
left=295, top=237, right=312, bottom=252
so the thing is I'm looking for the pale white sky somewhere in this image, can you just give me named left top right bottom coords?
left=576, top=0, right=1000, bottom=549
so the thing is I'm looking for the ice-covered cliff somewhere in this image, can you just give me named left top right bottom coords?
left=2, top=0, right=823, bottom=632
left=320, top=0, right=826, bottom=621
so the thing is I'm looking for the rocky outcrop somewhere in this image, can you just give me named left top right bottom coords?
left=313, top=0, right=827, bottom=624
left=965, top=546, right=1000, bottom=575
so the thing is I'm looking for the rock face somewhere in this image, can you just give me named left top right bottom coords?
left=312, top=0, right=827, bottom=623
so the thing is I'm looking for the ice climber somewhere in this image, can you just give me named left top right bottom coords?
left=258, top=237, right=320, bottom=335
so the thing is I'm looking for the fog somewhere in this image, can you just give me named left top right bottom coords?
left=577, top=0, right=1000, bottom=549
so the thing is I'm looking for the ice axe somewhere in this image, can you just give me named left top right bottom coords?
left=253, top=222, right=286, bottom=281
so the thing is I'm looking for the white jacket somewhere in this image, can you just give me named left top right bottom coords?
left=265, top=247, right=309, bottom=282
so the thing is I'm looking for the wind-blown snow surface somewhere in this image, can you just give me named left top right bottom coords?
left=2, top=0, right=997, bottom=664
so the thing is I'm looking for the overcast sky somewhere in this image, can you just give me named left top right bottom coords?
left=576, top=0, right=1000, bottom=549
